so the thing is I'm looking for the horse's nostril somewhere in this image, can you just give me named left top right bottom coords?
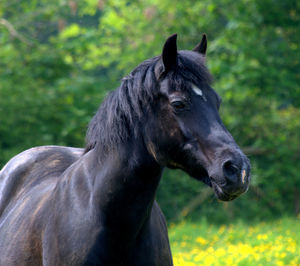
left=223, top=160, right=240, bottom=182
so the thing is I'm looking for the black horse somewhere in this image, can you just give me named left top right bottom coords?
left=0, top=34, right=250, bottom=266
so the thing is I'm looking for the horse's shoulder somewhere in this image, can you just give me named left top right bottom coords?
left=0, top=146, right=83, bottom=217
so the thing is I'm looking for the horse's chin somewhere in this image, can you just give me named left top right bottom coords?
left=172, top=163, right=241, bottom=200
left=191, top=171, right=239, bottom=201
left=211, top=182, right=238, bottom=201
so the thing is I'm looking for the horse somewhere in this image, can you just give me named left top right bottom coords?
left=0, top=34, right=250, bottom=266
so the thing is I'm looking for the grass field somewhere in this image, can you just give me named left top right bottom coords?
left=169, top=216, right=300, bottom=266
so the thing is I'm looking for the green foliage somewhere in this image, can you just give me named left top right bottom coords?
left=0, top=0, right=299, bottom=221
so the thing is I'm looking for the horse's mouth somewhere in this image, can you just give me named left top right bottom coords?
left=195, top=172, right=237, bottom=201
left=193, top=168, right=240, bottom=201
left=211, top=181, right=238, bottom=201
left=186, top=164, right=246, bottom=201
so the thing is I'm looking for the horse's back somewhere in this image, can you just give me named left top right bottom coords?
left=0, top=146, right=83, bottom=265
left=0, top=146, right=83, bottom=218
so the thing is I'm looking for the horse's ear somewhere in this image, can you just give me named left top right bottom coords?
left=162, top=33, right=178, bottom=72
left=193, top=34, right=207, bottom=55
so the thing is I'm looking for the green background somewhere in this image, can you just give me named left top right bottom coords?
left=0, top=0, right=299, bottom=223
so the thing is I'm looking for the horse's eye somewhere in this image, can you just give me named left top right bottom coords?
left=171, top=100, right=186, bottom=111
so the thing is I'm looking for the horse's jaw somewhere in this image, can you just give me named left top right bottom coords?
left=182, top=164, right=249, bottom=202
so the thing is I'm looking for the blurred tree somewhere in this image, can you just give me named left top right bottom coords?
left=0, top=0, right=299, bottom=221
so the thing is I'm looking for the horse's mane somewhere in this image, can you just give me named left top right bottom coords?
left=85, top=51, right=212, bottom=153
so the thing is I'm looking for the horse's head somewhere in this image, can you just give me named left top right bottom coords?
left=145, top=34, right=250, bottom=201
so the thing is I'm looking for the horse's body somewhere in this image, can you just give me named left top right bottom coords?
left=0, top=146, right=171, bottom=265
left=0, top=34, right=250, bottom=265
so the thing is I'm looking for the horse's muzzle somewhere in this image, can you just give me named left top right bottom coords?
left=210, top=154, right=251, bottom=201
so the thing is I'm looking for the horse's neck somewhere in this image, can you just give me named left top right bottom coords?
left=60, top=142, right=162, bottom=238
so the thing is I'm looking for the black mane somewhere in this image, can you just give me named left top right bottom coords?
left=85, top=51, right=212, bottom=153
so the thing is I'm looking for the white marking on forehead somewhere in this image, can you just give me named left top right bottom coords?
left=191, top=84, right=207, bottom=101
